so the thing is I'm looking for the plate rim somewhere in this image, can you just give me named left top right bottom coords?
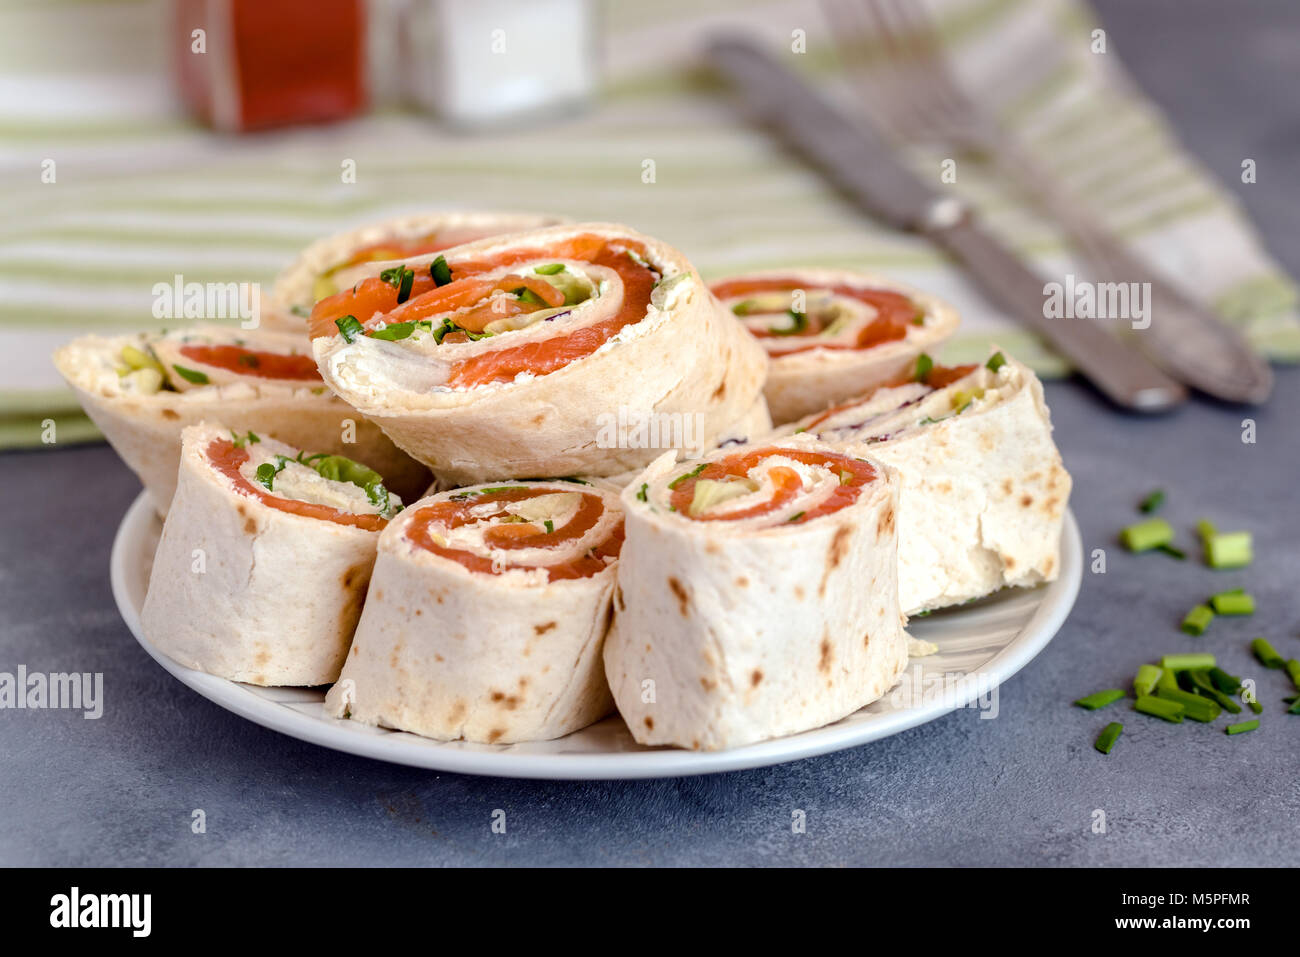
left=110, top=491, right=1081, bottom=779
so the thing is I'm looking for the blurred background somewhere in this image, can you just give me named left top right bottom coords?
left=3, top=0, right=1297, bottom=444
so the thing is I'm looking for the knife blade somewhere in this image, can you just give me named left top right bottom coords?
left=708, top=34, right=1188, bottom=412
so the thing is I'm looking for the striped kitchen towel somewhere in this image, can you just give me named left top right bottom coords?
left=1, top=0, right=1295, bottom=447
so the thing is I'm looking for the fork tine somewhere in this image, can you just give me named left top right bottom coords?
left=876, top=0, right=978, bottom=119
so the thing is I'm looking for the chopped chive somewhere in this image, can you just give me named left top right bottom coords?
left=1285, top=659, right=1300, bottom=692
left=534, top=263, right=565, bottom=275
left=1156, top=543, right=1186, bottom=560
left=1196, top=518, right=1217, bottom=542
left=1094, top=722, right=1123, bottom=755
left=514, top=287, right=547, bottom=306
left=914, top=353, right=933, bottom=382
left=1180, top=604, right=1214, bottom=636
left=636, top=483, right=648, bottom=502
left=1250, top=638, right=1285, bottom=669
left=171, top=363, right=209, bottom=384
left=370, top=320, right=431, bottom=341
left=985, top=350, right=1006, bottom=373
left=230, top=430, right=260, bottom=448
left=1187, top=670, right=1242, bottom=714
left=667, top=463, right=707, bottom=490
left=254, top=462, right=278, bottom=491
left=1074, top=689, right=1125, bottom=710
left=787, top=511, right=806, bottom=523
left=769, top=310, right=808, bottom=335
left=1206, top=531, right=1252, bottom=568
left=1160, top=653, right=1216, bottom=672
left=1154, top=686, right=1221, bottom=722
left=1249, top=699, right=1264, bottom=715
left=543, top=520, right=555, bottom=534
left=1288, top=698, right=1300, bottom=715
left=1224, top=719, right=1259, bottom=735
left=335, top=315, right=363, bottom=342
left=730, top=299, right=759, bottom=316
left=1156, top=665, right=1181, bottom=694
left=1135, top=695, right=1185, bottom=723
left=1133, top=664, right=1162, bottom=697
left=1120, top=517, right=1173, bottom=552
left=397, top=267, right=414, bottom=303
left=1209, top=590, right=1254, bottom=615
left=429, top=255, right=451, bottom=286
left=1138, top=489, right=1165, bottom=513
left=1207, top=667, right=1242, bottom=694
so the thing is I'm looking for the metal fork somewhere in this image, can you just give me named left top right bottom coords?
left=823, top=0, right=1273, bottom=403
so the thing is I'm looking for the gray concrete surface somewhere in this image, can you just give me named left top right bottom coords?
left=1, top=0, right=1297, bottom=865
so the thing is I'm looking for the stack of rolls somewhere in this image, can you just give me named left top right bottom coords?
left=775, top=350, right=1071, bottom=614
left=604, top=439, right=908, bottom=751
left=141, top=424, right=403, bottom=686
left=709, top=268, right=959, bottom=424
left=52, top=324, right=429, bottom=514
left=60, top=207, right=1077, bottom=753
left=308, top=222, right=770, bottom=484
left=325, top=479, right=623, bottom=743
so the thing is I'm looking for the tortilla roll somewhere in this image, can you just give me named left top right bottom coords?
left=777, top=350, right=1071, bottom=614
left=140, top=425, right=403, bottom=686
left=309, top=222, right=768, bottom=484
left=263, top=209, right=566, bottom=334
left=710, top=269, right=959, bottom=424
left=326, top=480, right=623, bottom=743
left=52, top=324, right=429, bottom=515
left=604, top=440, right=908, bottom=751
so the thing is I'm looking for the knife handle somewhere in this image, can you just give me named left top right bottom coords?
left=928, top=214, right=1187, bottom=412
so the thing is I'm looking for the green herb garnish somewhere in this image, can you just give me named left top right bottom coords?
left=1138, top=489, right=1164, bottom=513
left=1074, top=689, right=1125, bottom=710
left=769, top=310, right=808, bottom=336
left=429, top=255, right=452, bottom=286
left=535, top=263, right=565, bottom=275
left=786, top=511, right=805, bottom=523
left=335, top=315, right=363, bottom=343
left=544, top=520, right=555, bottom=534
left=1094, top=722, right=1123, bottom=755
left=230, top=430, right=260, bottom=448
left=255, top=461, right=280, bottom=491
left=1119, top=517, right=1173, bottom=553
left=636, top=483, right=648, bottom=502
left=171, top=364, right=209, bottom=385
left=667, top=463, right=708, bottom=490
left=1180, top=604, right=1214, bottom=635
left=915, top=353, right=933, bottom=382
left=985, top=350, right=1006, bottom=372
left=1225, top=719, right=1259, bottom=736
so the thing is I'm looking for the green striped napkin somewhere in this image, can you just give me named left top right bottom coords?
left=3, top=0, right=1295, bottom=449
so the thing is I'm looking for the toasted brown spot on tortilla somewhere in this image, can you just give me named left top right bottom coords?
left=342, top=562, right=366, bottom=589
left=375, top=589, right=385, bottom=602
left=1043, top=555, right=1056, bottom=576
left=645, top=643, right=652, bottom=652
left=435, top=653, right=444, bottom=662
left=415, top=608, right=422, bottom=617
left=616, top=586, right=626, bottom=611
left=711, top=378, right=726, bottom=400
left=1002, top=478, right=1013, bottom=495
left=351, top=645, right=360, bottom=657
left=243, top=516, right=257, bottom=535
left=448, top=700, right=467, bottom=722
left=979, top=432, right=995, bottom=452
left=751, top=669, right=763, bottom=687
left=252, top=674, right=265, bottom=684
left=668, top=576, right=689, bottom=616
left=534, top=621, right=556, bottom=635
left=1021, top=494, right=1034, bottom=507
left=828, top=525, right=852, bottom=569
left=644, top=716, right=654, bottom=730
left=876, top=506, right=895, bottom=538
left=160, top=408, right=180, bottom=420
left=1043, top=496, right=1061, bottom=515
left=794, top=585, right=805, bottom=600
left=819, top=636, right=833, bottom=674
left=735, top=576, right=749, bottom=588
left=700, top=676, right=717, bottom=691
left=937, top=480, right=953, bottom=494
left=705, top=541, right=720, bottom=555
left=691, top=739, right=700, bottom=750
left=531, top=412, right=545, bottom=426
left=487, top=728, right=505, bottom=743
left=255, top=648, right=271, bottom=666
left=863, top=630, right=870, bottom=647
left=1004, top=555, right=1016, bottom=569
left=490, top=691, right=520, bottom=710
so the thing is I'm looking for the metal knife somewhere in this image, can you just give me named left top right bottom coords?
left=708, top=34, right=1189, bottom=412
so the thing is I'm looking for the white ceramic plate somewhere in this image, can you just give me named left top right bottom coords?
left=111, top=491, right=1081, bottom=779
